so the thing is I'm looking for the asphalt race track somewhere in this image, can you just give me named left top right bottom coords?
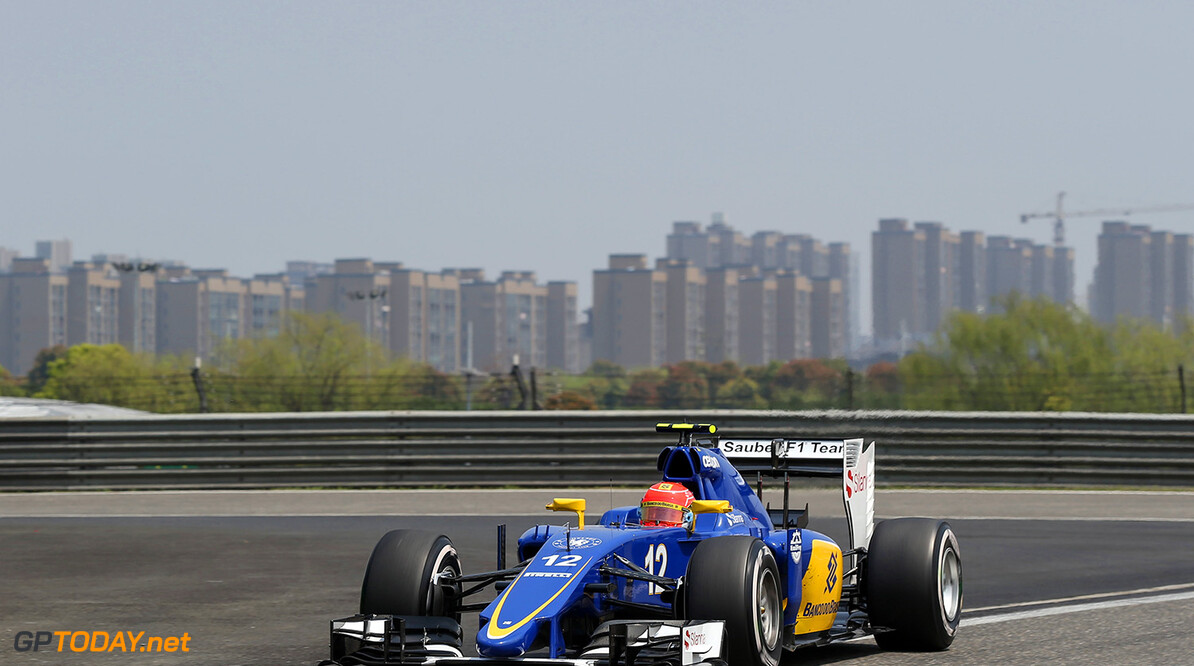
left=2, top=490, right=1193, bottom=665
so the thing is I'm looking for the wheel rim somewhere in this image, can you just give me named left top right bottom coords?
left=427, top=546, right=460, bottom=615
left=755, top=565, right=781, bottom=650
left=939, top=545, right=961, bottom=622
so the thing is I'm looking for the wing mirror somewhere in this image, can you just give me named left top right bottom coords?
left=546, top=498, right=587, bottom=530
left=688, top=500, right=731, bottom=534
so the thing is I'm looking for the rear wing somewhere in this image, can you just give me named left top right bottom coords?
left=716, top=437, right=876, bottom=553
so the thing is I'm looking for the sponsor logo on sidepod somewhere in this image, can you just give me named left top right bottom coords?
left=802, top=600, right=839, bottom=616
left=550, top=536, right=603, bottom=550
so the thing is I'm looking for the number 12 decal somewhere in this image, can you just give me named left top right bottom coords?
left=542, top=554, right=583, bottom=567
left=644, top=544, right=668, bottom=595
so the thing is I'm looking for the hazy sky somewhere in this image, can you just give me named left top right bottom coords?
left=4, top=2, right=1193, bottom=334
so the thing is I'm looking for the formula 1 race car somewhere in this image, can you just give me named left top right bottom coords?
left=322, top=423, right=962, bottom=665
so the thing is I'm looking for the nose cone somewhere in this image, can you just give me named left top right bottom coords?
left=477, top=546, right=603, bottom=658
left=477, top=618, right=540, bottom=658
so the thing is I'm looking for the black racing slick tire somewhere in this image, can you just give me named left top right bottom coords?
left=865, top=518, right=962, bottom=651
left=359, top=530, right=461, bottom=620
left=684, top=536, right=783, bottom=666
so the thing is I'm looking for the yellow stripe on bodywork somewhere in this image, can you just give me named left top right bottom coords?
left=485, top=557, right=593, bottom=639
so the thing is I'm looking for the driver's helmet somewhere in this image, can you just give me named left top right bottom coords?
left=640, top=482, right=695, bottom=528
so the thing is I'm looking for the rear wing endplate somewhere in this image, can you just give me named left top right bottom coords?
left=716, top=437, right=876, bottom=553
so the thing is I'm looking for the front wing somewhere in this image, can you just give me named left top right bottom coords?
left=322, top=615, right=729, bottom=666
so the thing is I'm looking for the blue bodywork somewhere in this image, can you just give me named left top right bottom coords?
left=474, top=443, right=824, bottom=659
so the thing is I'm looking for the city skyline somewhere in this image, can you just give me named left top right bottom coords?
left=4, top=213, right=1194, bottom=376
left=4, top=3, right=1194, bottom=338
left=5, top=208, right=1190, bottom=325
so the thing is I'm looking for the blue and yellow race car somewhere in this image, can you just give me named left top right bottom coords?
left=324, top=423, right=962, bottom=665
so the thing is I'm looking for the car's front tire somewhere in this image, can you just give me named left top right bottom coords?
left=359, top=529, right=461, bottom=619
left=865, top=518, right=962, bottom=650
left=684, top=536, right=783, bottom=666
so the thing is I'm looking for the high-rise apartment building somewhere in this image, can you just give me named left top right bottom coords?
left=774, top=271, right=811, bottom=361
left=1093, top=222, right=1191, bottom=328
left=666, top=222, right=718, bottom=269
left=663, top=217, right=851, bottom=358
left=0, top=247, right=19, bottom=273
left=546, top=281, right=580, bottom=373
left=499, top=271, right=548, bottom=371
left=1175, top=235, right=1194, bottom=329
left=458, top=271, right=548, bottom=372
left=423, top=272, right=461, bottom=373
left=117, top=268, right=157, bottom=354
left=0, top=258, right=68, bottom=375
left=1027, top=243, right=1054, bottom=300
left=35, top=239, right=72, bottom=274
left=787, top=234, right=829, bottom=278
left=245, top=276, right=287, bottom=338
left=915, top=222, right=958, bottom=333
left=286, top=261, right=333, bottom=289
left=827, top=243, right=856, bottom=355
left=1051, top=247, right=1075, bottom=307
left=1150, top=231, right=1175, bottom=327
left=872, top=218, right=925, bottom=344
left=592, top=255, right=667, bottom=369
left=751, top=232, right=784, bottom=270
left=957, top=232, right=986, bottom=313
left=157, top=268, right=248, bottom=361
left=306, top=259, right=392, bottom=349
left=985, top=237, right=1032, bottom=311
left=66, top=262, right=120, bottom=347
left=704, top=267, right=739, bottom=363
left=1092, top=222, right=1152, bottom=323
left=661, top=259, right=705, bottom=363
left=811, top=277, right=845, bottom=359
left=383, top=264, right=428, bottom=363
left=737, top=273, right=776, bottom=366
left=708, top=214, right=751, bottom=267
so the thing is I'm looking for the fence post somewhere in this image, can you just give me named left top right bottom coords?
left=845, top=368, right=855, bottom=410
left=1179, top=364, right=1187, bottom=414
left=190, top=358, right=209, bottom=414
left=530, top=368, right=543, bottom=410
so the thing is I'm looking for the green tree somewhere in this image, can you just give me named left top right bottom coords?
left=714, top=376, right=766, bottom=409
left=658, top=364, right=709, bottom=409
left=863, top=361, right=902, bottom=409
left=625, top=368, right=666, bottom=408
left=37, top=344, right=177, bottom=410
left=544, top=390, right=598, bottom=410
left=25, top=345, right=67, bottom=395
left=585, top=360, right=626, bottom=378
left=765, top=359, right=843, bottom=409
left=897, top=295, right=1192, bottom=412
left=216, top=311, right=389, bottom=411
left=0, top=364, right=24, bottom=397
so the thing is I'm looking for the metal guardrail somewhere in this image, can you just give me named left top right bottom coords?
left=2, top=410, right=1194, bottom=490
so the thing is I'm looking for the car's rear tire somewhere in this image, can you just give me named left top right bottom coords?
left=684, top=536, right=783, bottom=666
left=865, top=518, right=961, bottom=650
left=359, top=530, right=461, bottom=620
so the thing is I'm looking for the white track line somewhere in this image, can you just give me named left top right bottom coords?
left=921, top=516, right=1194, bottom=522
left=968, top=582, right=1194, bottom=613
left=964, top=590, right=1194, bottom=626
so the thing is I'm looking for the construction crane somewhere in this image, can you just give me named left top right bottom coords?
left=1020, top=191, right=1194, bottom=246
